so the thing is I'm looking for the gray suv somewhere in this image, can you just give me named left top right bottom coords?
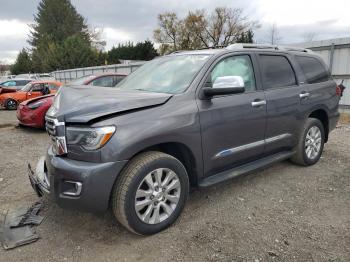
left=28, top=44, right=340, bottom=235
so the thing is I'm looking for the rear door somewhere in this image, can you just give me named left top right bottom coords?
left=258, top=53, right=305, bottom=154
left=198, top=53, right=267, bottom=177
left=294, top=55, right=336, bottom=110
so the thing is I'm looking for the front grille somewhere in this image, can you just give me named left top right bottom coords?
left=45, top=117, right=56, bottom=136
left=45, top=116, right=67, bottom=155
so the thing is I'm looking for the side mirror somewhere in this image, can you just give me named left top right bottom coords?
left=203, top=76, right=245, bottom=98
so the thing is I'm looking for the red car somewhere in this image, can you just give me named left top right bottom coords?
left=17, top=73, right=127, bottom=128
left=17, top=94, right=54, bottom=128
left=68, top=73, right=126, bottom=86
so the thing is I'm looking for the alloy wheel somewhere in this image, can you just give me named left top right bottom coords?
left=305, top=126, right=322, bottom=160
left=135, top=168, right=181, bottom=225
left=7, top=100, right=16, bottom=110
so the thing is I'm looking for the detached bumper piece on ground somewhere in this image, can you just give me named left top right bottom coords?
left=0, top=201, right=44, bottom=250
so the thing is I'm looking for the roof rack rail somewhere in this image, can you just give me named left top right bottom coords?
left=225, top=43, right=313, bottom=53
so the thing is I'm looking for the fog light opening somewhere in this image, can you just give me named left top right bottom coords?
left=62, top=181, right=82, bottom=196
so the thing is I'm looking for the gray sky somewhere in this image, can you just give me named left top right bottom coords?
left=0, top=0, right=349, bottom=63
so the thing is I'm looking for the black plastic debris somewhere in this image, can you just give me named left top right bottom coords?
left=9, top=201, right=44, bottom=228
left=0, top=201, right=44, bottom=250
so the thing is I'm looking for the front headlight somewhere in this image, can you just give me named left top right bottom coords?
left=66, top=126, right=116, bottom=150
left=47, top=92, right=60, bottom=116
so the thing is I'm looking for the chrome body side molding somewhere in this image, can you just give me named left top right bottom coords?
left=214, top=133, right=292, bottom=159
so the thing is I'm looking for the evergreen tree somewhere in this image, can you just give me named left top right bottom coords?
left=10, top=49, right=32, bottom=75
left=237, top=30, right=254, bottom=43
left=29, top=0, right=97, bottom=72
left=107, top=41, right=158, bottom=64
left=134, top=41, right=159, bottom=60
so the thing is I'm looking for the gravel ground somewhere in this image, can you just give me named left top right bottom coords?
left=0, top=110, right=349, bottom=262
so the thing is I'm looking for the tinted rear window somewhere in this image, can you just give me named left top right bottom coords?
left=16, top=80, right=31, bottom=86
left=260, top=55, right=296, bottom=89
left=295, top=56, right=330, bottom=84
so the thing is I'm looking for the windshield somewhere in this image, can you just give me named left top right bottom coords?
left=117, top=54, right=211, bottom=94
left=69, top=75, right=96, bottom=85
left=21, top=83, right=32, bottom=92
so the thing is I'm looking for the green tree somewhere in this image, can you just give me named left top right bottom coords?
left=107, top=41, right=158, bottom=64
left=29, top=0, right=97, bottom=72
left=134, top=41, right=159, bottom=61
left=10, top=49, right=32, bottom=75
left=236, top=30, right=254, bottom=43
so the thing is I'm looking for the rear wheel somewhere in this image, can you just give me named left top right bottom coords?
left=112, top=151, right=189, bottom=235
left=5, top=99, right=17, bottom=110
left=290, top=118, right=325, bottom=166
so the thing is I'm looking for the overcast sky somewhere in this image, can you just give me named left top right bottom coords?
left=0, top=0, right=349, bottom=64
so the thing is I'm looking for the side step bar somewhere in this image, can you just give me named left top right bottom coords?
left=199, top=151, right=295, bottom=187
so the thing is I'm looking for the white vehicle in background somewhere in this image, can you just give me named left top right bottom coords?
left=15, top=73, right=55, bottom=81
left=0, top=78, right=33, bottom=91
left=37, top=73, right=55, bottom=81
left=0, top=75, right=16, bottom=82
left=15, top=74, right=38, bottom=80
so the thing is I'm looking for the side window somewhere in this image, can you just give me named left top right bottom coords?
left=114, top=75, right=126, bottom=86
left=32, top=83, right=43, bottom=91
left=91, top=76, right=114, bottom=87
left=260, top=55, right=296, bottom=89
left=295, top=56, right=330, bottom=84
left=210, top=55, right=256, bottom=91
left=17, top=80, right=30, bottom=86
left=3, top=81, right=16, bottom=87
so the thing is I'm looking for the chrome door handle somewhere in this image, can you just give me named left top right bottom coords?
left=299, top=92, right=310, bottom=98
left=251, top=100, right=266, bottom=107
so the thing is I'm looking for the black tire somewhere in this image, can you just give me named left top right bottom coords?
left=5, top=99, right=17, bottom=110
left=290, top=118, right=325, bottom=166
left=112, top=151, right=189, bottom=235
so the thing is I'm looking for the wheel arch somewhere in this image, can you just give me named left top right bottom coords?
left=129, top=142, right=199, bottom=187
left=308, top=108, right=329, bottom=142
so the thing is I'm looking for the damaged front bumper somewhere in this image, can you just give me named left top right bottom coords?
left=28, top=157, right=50, bottom=197
left=27, top=146, right=128, bottom=213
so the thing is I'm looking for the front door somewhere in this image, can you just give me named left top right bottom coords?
left=27, top=83, right=44, bottom=100
left=198, top=54, right=267, bottom=177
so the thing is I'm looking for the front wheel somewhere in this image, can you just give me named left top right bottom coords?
left=290, top=118, right=325, bottom=166
left=112, top=151, right=189, bottom=235
left=5, top=99, right=17, bottom=110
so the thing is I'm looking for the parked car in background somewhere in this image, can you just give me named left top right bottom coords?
left=0, top=79, right=33, bottom=92
left=15, top=74, right=38, bottom=80
left=37, top=73, right=55, bottom=81
left=68, top=73, right=126, bottom=87
left=0, top=75, right=16, bottom=82
left=0, top=80, right=62, bottom=110
left=15, top=74, right=126, bottom=128
left=17, top=94, right=54, bottom=128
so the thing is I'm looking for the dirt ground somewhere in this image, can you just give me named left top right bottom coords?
left=0, top=110, right=349, bottom=262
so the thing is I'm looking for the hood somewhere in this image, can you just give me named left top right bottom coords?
left=47, top=85, right=173, bottom=123
left=0, top=87, right=17, bottom=94
left=21, top=94, right=54, bottom=106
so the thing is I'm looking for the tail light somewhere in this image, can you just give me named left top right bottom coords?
left=336, top=84, right=345, bottom=97
left=336, top=85, right=342, bottom=96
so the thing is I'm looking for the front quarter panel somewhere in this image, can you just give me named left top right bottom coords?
left=96, top=95, right=203, bottom=175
